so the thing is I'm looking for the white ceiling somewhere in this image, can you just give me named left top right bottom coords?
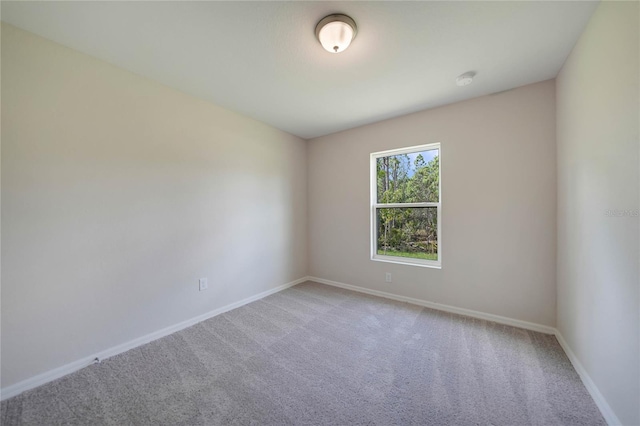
left=1, top=1, right=598, bottom=139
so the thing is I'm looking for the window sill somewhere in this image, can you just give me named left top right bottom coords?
left=371, top=255, right=442, bottom=269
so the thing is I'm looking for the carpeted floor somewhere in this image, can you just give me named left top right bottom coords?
left=1, top=281, right=605, bottom=425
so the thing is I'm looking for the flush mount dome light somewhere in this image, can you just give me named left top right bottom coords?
left=315, top=14, right=357, bottom=53
left=456, top=71, right=476, bottom=87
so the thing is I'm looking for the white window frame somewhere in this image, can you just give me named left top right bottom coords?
left=370, top=143, right=442, bottom=269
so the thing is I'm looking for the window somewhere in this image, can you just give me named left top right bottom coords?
left=370, top=143, right=441, bottom=268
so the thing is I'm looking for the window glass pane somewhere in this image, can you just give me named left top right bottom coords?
left=376, top=207, right=438, bottom=261
left=376, top=149, right=439, bottom=203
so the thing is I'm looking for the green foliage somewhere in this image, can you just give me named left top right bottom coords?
left=376, top=249, right=438, bottom=261
left=376, top=152, right=439, bottom=259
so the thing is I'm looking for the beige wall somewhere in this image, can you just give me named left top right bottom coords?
left=556, top=2, right=639, bottom=425
left=308, top=80, right=557, bottom=327
left=1, top=24, right=307, bottom=388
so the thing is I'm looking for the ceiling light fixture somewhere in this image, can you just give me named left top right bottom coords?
left=456, top=71, right=476, bottom=87
left=315, top=14, right=357, bottom=53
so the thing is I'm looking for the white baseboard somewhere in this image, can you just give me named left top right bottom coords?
left=307, top=276, right=556, bottom=334
left=554, top=331, right=621, bottom=426
left=307, top=276, right=621, bottom=426
left=0, top=277, right=307, bottom=401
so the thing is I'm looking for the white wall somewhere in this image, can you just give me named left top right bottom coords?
left=1, top=24, right=307, bottom=389
left=556, top=2, right=639, bottom=425
left=308, top=80, right=557, bottom=327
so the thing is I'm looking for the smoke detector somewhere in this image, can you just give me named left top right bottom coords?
left=456, top=71, right=476, bottom=87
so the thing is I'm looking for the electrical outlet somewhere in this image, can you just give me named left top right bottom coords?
left=385, top=273, right=392, bottom=283
left=199, top=278, right=208, bottom=291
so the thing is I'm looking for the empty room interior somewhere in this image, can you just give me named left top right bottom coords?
left=1, top=1, right=639, bottom=425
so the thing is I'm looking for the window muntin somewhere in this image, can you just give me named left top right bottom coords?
left=371, top=143, right=441, bottom=268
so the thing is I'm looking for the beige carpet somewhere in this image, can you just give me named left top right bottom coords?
left=1, top=281, right=605, bottom=425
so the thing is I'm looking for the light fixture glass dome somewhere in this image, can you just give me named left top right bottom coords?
left=315, top=14, right=357, bottom=53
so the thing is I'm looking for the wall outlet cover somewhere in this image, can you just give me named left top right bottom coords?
left=199, top=278, right=208, bottom=291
